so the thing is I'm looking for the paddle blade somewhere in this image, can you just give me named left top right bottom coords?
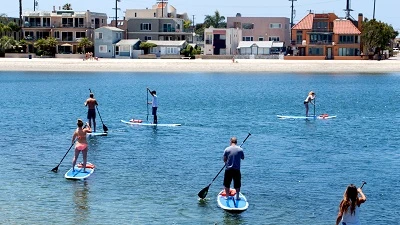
left=51, top=166, right=59, bottom=173
left=198, top=185, right=210, bottom=199
left=103, top=124, right=108, bottom=132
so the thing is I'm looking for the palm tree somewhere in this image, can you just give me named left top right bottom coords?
left=78, top=37, right=93, bottom=54
left=62, top=3, right=72, bottom=10
left=0, top=36, right=16, bottom=53
left=204, top=10, right=226, bottom=28
left=19, top=0, right=22, bottom=40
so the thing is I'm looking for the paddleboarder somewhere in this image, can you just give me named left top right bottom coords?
left=72, top=119, right=92, bottom=172
left=336, top=184, right=367, bottom=225
left=147, top=87, right=158, bottom=124
left=304, top=91, right=316, bottom=117
left=223, top=137, right=244, bottom=200
left=85, top=93, right=98, bottom=132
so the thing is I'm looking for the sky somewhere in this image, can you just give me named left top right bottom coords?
left=2, top=0, right=400, bottom=32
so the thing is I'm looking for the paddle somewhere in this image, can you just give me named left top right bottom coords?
left=313, top=96, right=316, bottom=117
left=146, top=87, right=149, bottom=122
left=51, top=139, right=76, bottom=173
left=197, top=133, right=252, bottom=199
left=89, top=89, right=108, bottom=132
left=360, top=181, right=367, bottom=189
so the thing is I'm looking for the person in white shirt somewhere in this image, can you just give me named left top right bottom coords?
left=304, top=91, right=316, bottom=117
left=147, top=87, right=158, bottom=124
left=336, top=184, right=367, bottom=225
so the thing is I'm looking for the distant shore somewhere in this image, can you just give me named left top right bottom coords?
left=0, top=57, right=399, bottom=73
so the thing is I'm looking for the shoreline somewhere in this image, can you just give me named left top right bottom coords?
left=0, top=57, right=399, bottom=73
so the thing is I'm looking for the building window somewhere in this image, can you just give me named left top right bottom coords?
left=140, top=23, right=152, bottom=31
left=135, top=13, right=137, bottom=17
left=243, top=36, right=253, bottom=41
left=269, top=36, right=280, bottom=41
left=220, top=35, right=226, bottom=40
left=145, top=36, right=152, bottom=40
left=76, top=32, right=86, bottom=39
left=296, top=31, right=302, bottom=44
left=269, top=23, right=282, bottom=29
left=258, top=37, right=264, bottom=41
left=308, top=47, right=323, bottom=56
left=61, top=32, right=73, bottom=41
left=95, top=32, right=103, bottom=39
left=54, top=31, right=60, bottom=39
left=339, top=35, right=356, bottom=44
left=120, top=45, right=130, bottom=52
left=99, top=45, right=107, bottom=53
left=150, top=47, right=157, bottom=53
left=242, top=23, right=254, bottom=29
left=163, top=23, right=172, bottom=32
left=166, top=47, right=177, bottom=54
left=339, top=48, right=359, bottom=56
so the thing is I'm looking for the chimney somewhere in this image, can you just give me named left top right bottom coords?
left=53, top=6, right=56, bottom=12
left=358, top=13, right=363, bottom=31
left=59, top=6, right=61, bottom=10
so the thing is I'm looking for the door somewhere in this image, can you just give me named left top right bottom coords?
left=326, top=47, right=333, bottom=60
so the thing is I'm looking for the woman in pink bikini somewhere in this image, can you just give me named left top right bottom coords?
left=72, top=119, right=92, bottom=172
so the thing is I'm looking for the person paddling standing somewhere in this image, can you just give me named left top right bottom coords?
left=147, top=87, right=158, bottom=124
left=336, top=184, right=367, bottom=225
left=304, top=91, right=316, bottom=117
left=72, top=119, right=92, bottom=172
left=85, top=93, right=98, bottom=132
left=223, top=137, right=244, bottom=200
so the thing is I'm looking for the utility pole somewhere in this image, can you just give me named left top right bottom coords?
left=289, top=0, right=297, bottom=42
left=373, top=0, right=376, bottom=20
left=112, top=0, right=121, bottom=27
left=34, top=0, right=36, bottom=11
left=344, top=0, right=353, bottom=19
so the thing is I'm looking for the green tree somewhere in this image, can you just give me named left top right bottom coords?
left=62, top=3, right=72, bottom=10
left=34, top=37, right=58, bottom=56
left=362, top=19, right=398, bottom=54
left=46, top=37, right=58, bottom=56
left=78, top=37, right=93, bottom=54
left=0, top=36, right=16, bottom=53
left=204, top=10, right=226, bottom=28
left=183, top=20, right=192, bottom=30
left=140, top=42, right=157, bottom=54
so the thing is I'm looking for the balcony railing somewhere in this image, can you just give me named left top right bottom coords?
left=309, top=40, right=333, bottom=45
left=23, top=22, right=94, bottom=29
left=310, top=28, right=333, bottom=32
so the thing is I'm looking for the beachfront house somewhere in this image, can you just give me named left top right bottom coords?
left=287, top=12, right=363, bottom=60
left=94, top=26, right=124, bottom=58
left=237, top=41, right=284, bottom=56
left=123, top=1, right=194, bottom=43
left=227, top=13, right=290, bottom=45
left=146, top=40, right=187, bottom=58
left=203, top=28, right=242, bottom=55
left=115, top=39, right=142, bottom=59
left=21, top=7, right=107, bottom=55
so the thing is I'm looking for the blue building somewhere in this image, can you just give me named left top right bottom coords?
left=94, top=26, right=124, bottom=58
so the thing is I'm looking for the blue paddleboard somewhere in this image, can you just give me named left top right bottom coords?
left=64, top=163, right=95, bottom=180
left=217, top=189, right=249, bottom=213
left=121, top=120, right=181, bottom=127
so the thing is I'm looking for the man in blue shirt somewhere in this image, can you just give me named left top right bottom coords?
left=223, top=137, right=245, bottom=200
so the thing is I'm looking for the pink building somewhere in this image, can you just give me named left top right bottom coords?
left=227, top=14, right=290, bottom=46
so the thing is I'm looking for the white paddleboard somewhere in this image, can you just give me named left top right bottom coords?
left=121, top=120, right=181, bottom=127
left=87, top=132, right=108, bottom=136
left=277, top=114, right=337, bottom=119
left=217, top=189, right=249, bottom=213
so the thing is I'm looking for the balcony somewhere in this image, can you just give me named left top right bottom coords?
left=310, top=28, right=333, bottom=33
left=309, top=40, right=333, bottom=45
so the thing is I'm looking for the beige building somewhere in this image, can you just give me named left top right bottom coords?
left=227, top=14, right=290, bottom=45
left=22, top=8, right=107, bottom=54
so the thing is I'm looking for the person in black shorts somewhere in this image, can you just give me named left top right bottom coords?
left=85, top=93, right=98, bottom=132
left=223, top=137, right=245, bottom=200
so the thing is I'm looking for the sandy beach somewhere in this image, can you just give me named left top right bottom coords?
left=0, top=57, right=399, bottom=73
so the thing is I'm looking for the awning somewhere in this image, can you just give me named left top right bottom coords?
left=61, top=43, right=73, bottom=47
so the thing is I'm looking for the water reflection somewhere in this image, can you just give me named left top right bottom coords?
left=222, top=212, right=244, bottom=225
left=73, top=181, right=90, bottom=224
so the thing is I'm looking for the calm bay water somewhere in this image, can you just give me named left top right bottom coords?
left=0, top=71, right=399, bottom=224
